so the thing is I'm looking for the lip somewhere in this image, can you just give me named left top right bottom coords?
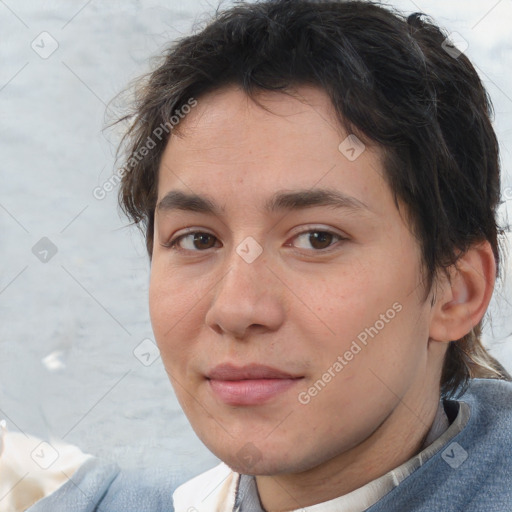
left=207, top=363, right=300, bottom=380
left=207, top=363, right=303, bottom=406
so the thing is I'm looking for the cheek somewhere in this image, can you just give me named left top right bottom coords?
left=148, top=268, right=171, bottom=339
left=148, top=264, right=201, bottom=361
left=311, top=270, right=381, bottom=339
left=308, top=259, right=425, bottom=374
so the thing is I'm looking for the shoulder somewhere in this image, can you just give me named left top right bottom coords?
left=0, top=424, right=92, bottom=512
left=457, top=378, right=512, bottom=443
left=458, top=376, right=512, bottom=409
left=25, top=457, right=119, bottom=512
left=369, top=378, right=512, bottom=512
left=27, top=457, right=194, bottom=512
left=0, top=421, right=193, bottom=512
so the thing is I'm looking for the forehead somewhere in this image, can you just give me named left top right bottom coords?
left=169, top=84, right=348, bottom=158
left=157, top=85, right=388, bottom=217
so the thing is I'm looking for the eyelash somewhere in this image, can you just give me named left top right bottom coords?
left=161, top=228, right=347, bottom=254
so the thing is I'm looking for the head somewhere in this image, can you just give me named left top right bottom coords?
left=115, top=0, right=509, bottom=478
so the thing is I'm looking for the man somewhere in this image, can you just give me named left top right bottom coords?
left=4, top=0, right=511, bottom=510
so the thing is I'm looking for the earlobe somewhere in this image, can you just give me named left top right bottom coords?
left=428, top=241, right=496, bottom=343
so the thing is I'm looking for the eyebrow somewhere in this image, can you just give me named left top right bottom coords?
left=156, top=188, right=370, bottom=216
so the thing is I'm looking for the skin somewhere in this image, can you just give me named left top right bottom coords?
left=149, top=85, right=495, bottom=511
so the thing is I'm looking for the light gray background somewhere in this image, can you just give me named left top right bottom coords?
left=1, top=0, right=511, bottom=474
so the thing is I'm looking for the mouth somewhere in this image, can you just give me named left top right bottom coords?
left=206, top=363, right=304, bottom=406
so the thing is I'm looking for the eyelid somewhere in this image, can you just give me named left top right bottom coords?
left=289, top=224, right=346, bottom=239
left=160, top=227, right=218, bottom=249
left=286, top=225, right=347, bottom=253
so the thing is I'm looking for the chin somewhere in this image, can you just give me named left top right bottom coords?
left=224, top=454, right=288, bottom=476
left=205, top=438, right=314, bottom=476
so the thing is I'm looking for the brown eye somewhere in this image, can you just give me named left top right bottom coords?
left=165, top=231, right=220, bottom=252
left=292, top=230, right=344, bottom=251
left=192, top=233, right=217, bottom=250
left=308, top=231, right=334, bottom=250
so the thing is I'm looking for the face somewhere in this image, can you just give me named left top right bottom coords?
left=149, top=85, right=436, bottom=476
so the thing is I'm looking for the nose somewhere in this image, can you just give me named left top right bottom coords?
left=204, top=249, right=286, bottom=340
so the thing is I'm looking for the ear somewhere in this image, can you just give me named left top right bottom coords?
left=429, top=241, right=496, bottom=343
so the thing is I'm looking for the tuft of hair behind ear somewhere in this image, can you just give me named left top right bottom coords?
left=441, top=322, right=512, bottom=399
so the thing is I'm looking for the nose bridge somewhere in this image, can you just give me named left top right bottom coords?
left=220, top=241, right=268, bottom=303
left=217, top=229, right=267, bottom=290
left=205, top=241, right=285, bottom=337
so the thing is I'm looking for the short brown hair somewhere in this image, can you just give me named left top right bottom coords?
left=113, top=0, right=511, bottom=398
